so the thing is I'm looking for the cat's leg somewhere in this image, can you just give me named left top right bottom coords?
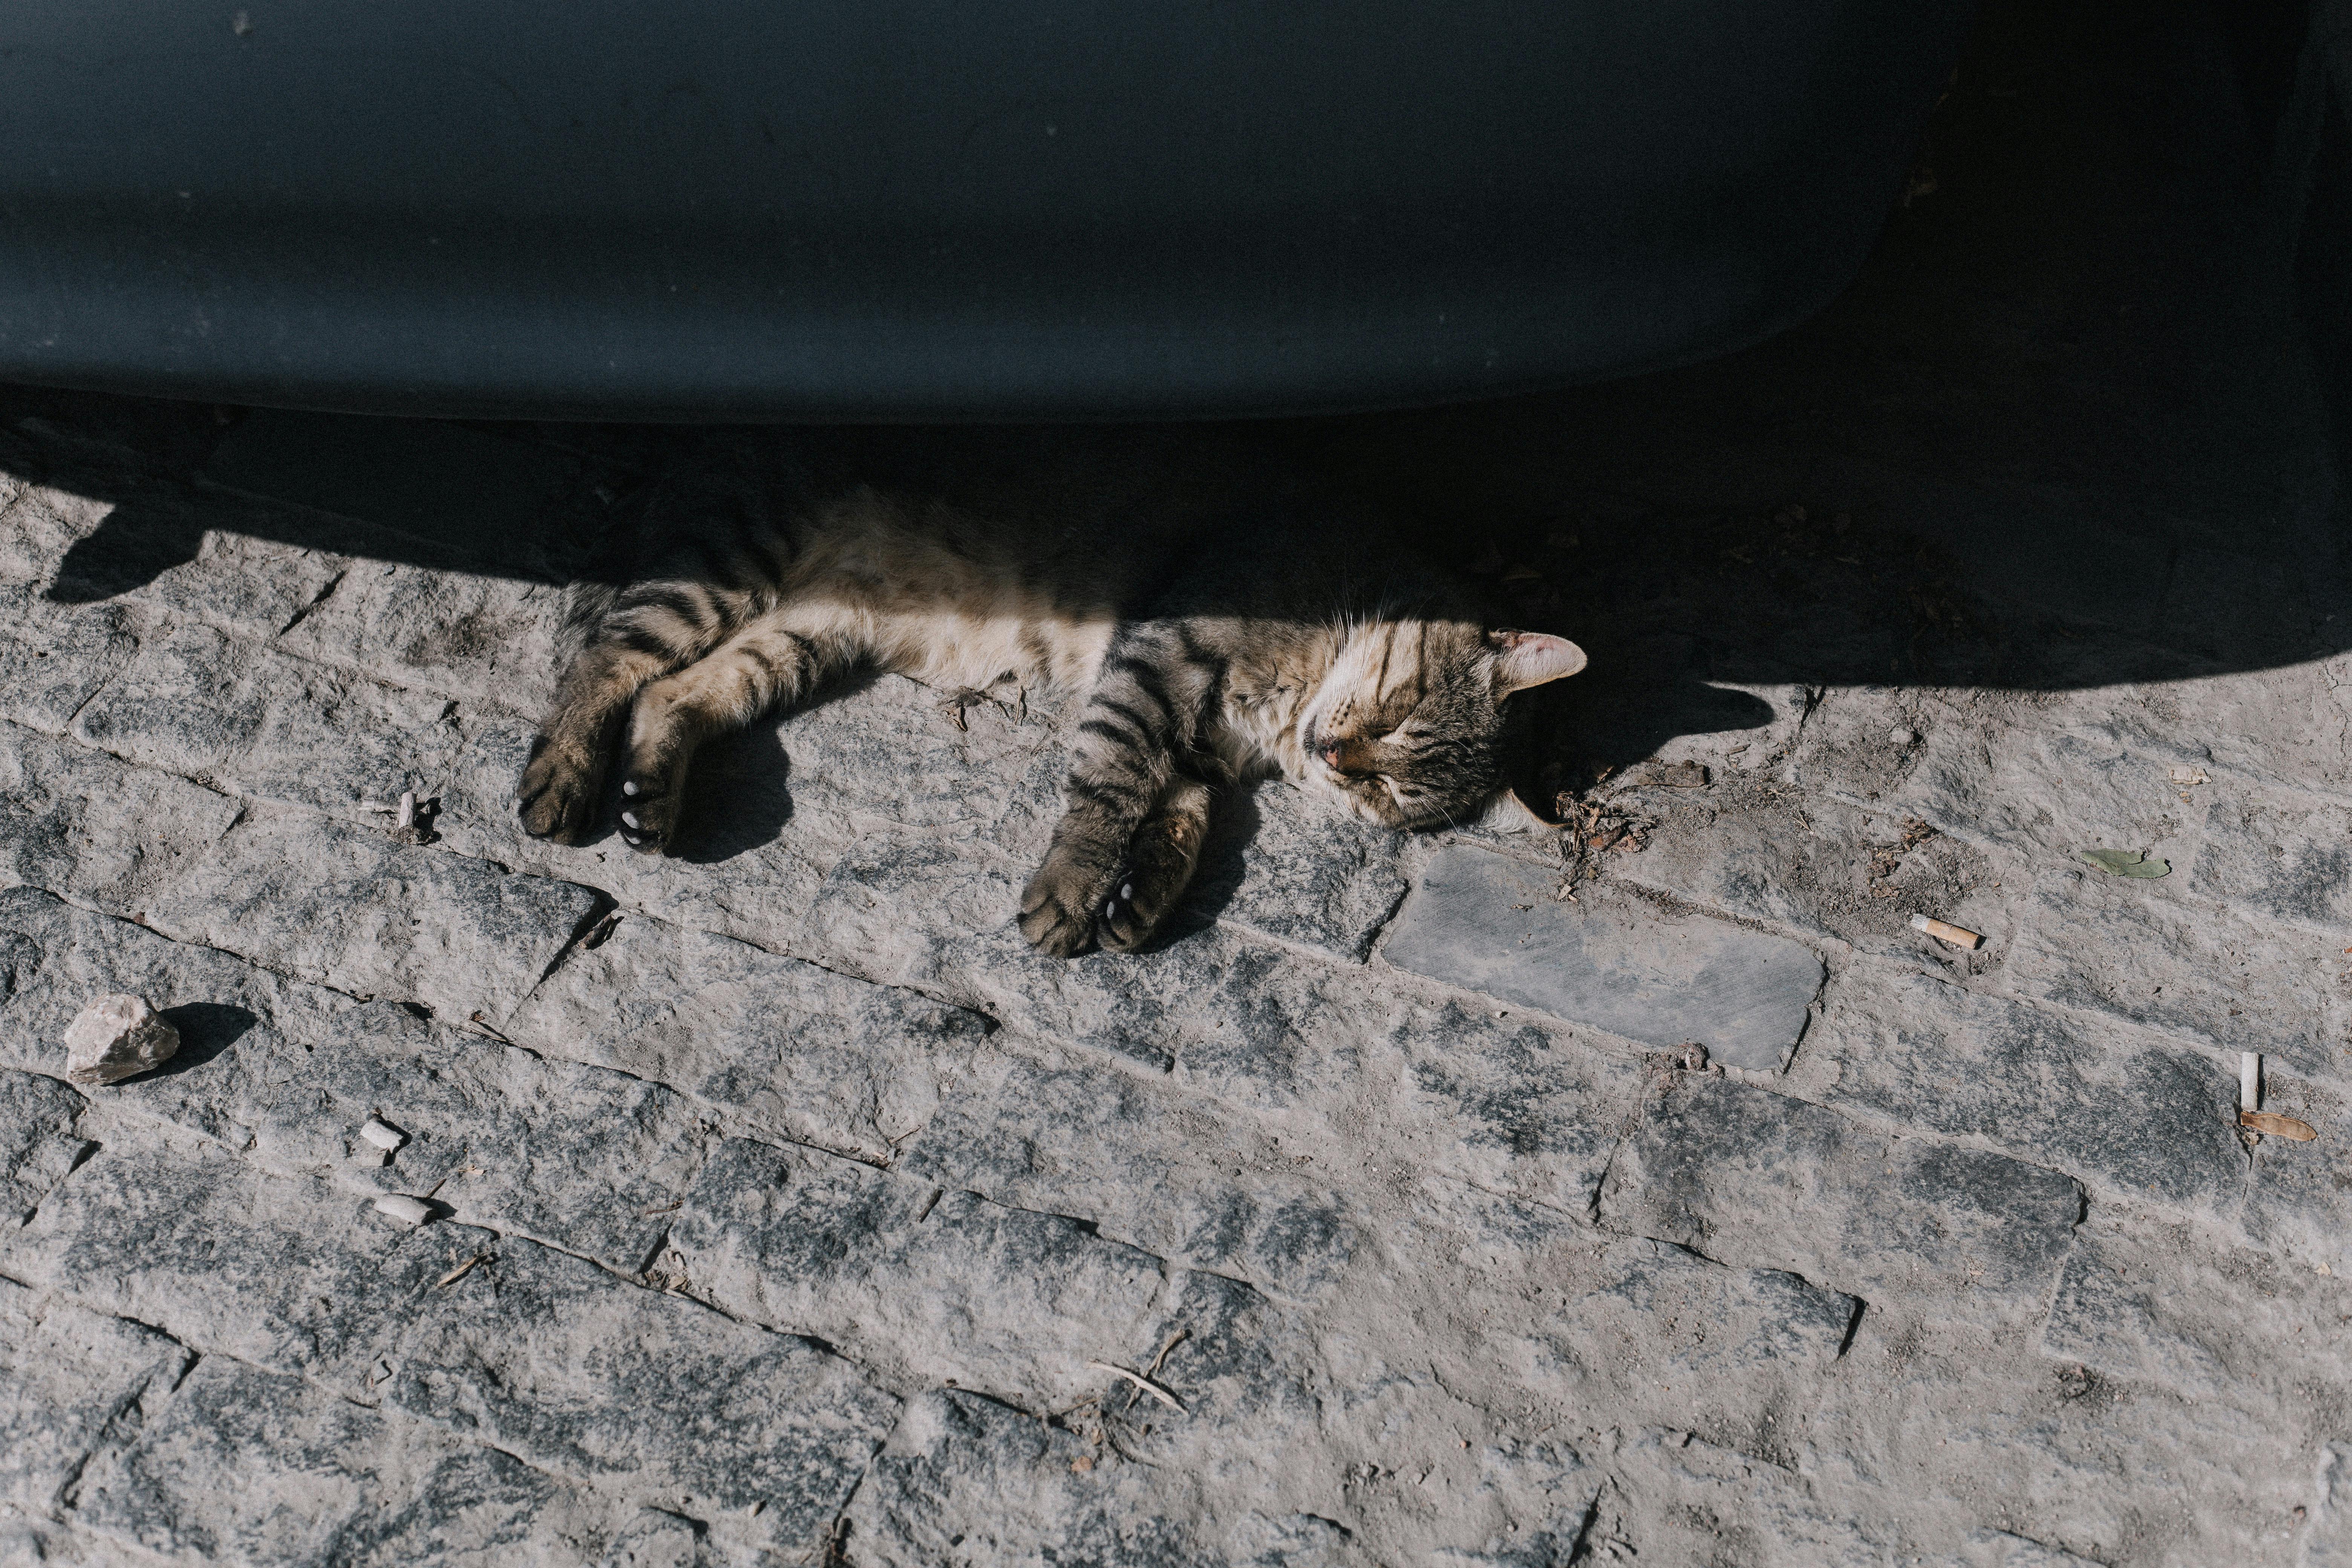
left=1095, top=776, right=1214, bottom=954
left=519, top=606, right=726, bottom=843
left=1020, top=623, right=1217, bottom=956
left=610, top=615, right=831, bottom=853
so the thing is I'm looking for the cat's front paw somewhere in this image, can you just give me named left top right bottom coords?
left=1018, top=851, right=1110, bottom=958
left=612, top=770, right=681, bottom=854
left=516, top=738, right=602, bottom=844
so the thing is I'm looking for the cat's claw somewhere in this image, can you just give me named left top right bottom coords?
left=612, top=777, right=676, bottom=854
left=1095, top=865, right=1158, bottom=954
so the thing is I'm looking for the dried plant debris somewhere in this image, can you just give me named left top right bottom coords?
left=1621, top=759, right=1710, bottom=789
left=1559, top=797, right=1656, bottom=871
left=1867, top=819, right=1942, bottom=899
left=2240, top=1111, right=2318, bottom=1141
left=2079, top=848, right=2170, bottom=878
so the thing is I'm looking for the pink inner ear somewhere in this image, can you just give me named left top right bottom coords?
left=1493, top=631, right=1587, bottom=695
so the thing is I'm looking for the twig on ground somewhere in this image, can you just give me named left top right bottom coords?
left=1090, top=1360, right=1187, bottom=1413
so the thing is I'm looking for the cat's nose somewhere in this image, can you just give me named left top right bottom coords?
left=1318, top=741, right=1344, bottom=769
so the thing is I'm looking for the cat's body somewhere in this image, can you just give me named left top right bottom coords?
left=519, top=432, right=1583, bottom=956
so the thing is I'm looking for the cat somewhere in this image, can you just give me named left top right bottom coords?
left=516, top=431, right=1585, bottom=957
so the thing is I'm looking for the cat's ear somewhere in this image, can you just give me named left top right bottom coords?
left=1490, top=630, right=1586, bottom=697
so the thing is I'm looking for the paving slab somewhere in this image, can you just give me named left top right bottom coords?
left=1583, top=1429, right=1922, bottom=1568
left=0, top=1069, right=92, bottom=1227
left=1343, top=1181, right=1855, bottom=1472
left=1191, top=779, right=1419, bottom=960
left=0, top=587, right=137, bottom=738
left=276, top=560, right=567, bottom=714
left=1386, top=998, right=1647, bottom=1209
left=1381, top=842, right=1826, bottom=1071
left=1600, top=1072, right=2084, bottom=1314
left=843, top=1388, right=1351, bottom=1568
left=0, top=479, right=109, bottom=589
left=0, top=722, right=241, bottom=919
left=804, top=832, right=1390, bottom=1109
left=669, top=1138, right=1167, bottom=1407
left=144, top=807, right=601, bottom=1026
left=74, top=1355, right=614, bottom=1568
left=1812, top=966, right=2244, bottom=1212
left=383, top=1233, right=899, bottom=1553
left=898, top=1055, right=1360, bottom=1301
left=1, top=1141, right=489, bottom=1393
left=1888, top=712, right=2202, bottom=868
left=0, top=887, right=353, bottom=1149
left=502, top=910, right=992, bottom=1165
left=2191, top=789, right=2352, bottom=938
left=1424, top=1438, right=1600, bottom=1567
left=1522, top=1237, right=1859, bottom=1461
left=70, top=620, right=486, bottom=828
left=2236, top=1067, right=2352, bottom=1270
left=0, top=1278, right=191, bottom=1517
left=1803, top=1309, right=2306, bottom=1566
left=2007, top=867, right=2352, bottom=1084
left=113, top=524, right=349, bottom=644
left=241, top=1000, right=718, bottom=1275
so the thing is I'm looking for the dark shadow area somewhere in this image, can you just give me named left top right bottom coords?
left=668, top=716, right=797, bottom=865
left=147, top=1002, right=260, bottom=1080
left=2, top=0, right=2341, bottom=813
left=1165, top=788, right=1268, bottom=948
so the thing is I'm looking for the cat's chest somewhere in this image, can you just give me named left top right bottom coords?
left=1207, top=680, right=1309, bottom=782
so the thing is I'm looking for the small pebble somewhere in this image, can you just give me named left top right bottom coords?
left=1890, top=727, right=1917, bottom=746
left=358, top=1117, right=404, bottom=1152
left=62, top=994, right=180, bottom=1086
left=374, top=1194, right=433, bottom=1227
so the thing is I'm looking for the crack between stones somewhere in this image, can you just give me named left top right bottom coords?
left=274, top=567, right=347, bottom=638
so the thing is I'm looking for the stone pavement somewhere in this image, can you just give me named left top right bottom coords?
left=4, top=3, right=2352, bottom=1565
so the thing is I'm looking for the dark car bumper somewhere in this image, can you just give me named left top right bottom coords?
left=0, top=2, right=1974, bottom=420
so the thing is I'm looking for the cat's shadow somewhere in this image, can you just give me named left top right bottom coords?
left=666, top=722, right=796, bottom=865
left=1155, top=787, right=1268, bottom=948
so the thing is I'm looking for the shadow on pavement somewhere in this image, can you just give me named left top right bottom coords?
left=3, top=0, right=2340, bottom=807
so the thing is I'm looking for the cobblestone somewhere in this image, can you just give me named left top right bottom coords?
left=1599, top=1072, right=2084, bottom=1315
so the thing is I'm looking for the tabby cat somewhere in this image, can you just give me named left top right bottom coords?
left=516, top=432, right=1585, bottom=957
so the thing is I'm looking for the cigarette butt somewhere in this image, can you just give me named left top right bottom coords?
left=2240, top=1052, right=2260, bottom=1113
left=358, top=1116, right=404, bottom=1151
left=395, top=791, right=417, bottom=829
left=2240, top=1111, right=2316, bottom=1141
left=1908, top=913, right=1984, bottom=949
left=374, top=1194, right=433, bottom=1227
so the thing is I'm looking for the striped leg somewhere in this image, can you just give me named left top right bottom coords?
left=519, top=597, right=730, bottom=844
left=1020, top=622, right=1217, bottom=956
left=1096, top=776, right=1215, bottom=953
left=613, top=616, right=829, bottom=853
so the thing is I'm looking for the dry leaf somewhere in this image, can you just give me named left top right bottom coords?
left=2241, top=1111, right=2317, bottom=1141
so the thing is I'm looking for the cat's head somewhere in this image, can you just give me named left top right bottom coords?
left=1298, top=621, right=1585, bottom=829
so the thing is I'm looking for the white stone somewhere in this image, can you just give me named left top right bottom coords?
left=374, top=1194, right=433, bottom=1227
left=61, top=993, right=180, bottom=1086
left=358, top=1117, right=404, bottom=1151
